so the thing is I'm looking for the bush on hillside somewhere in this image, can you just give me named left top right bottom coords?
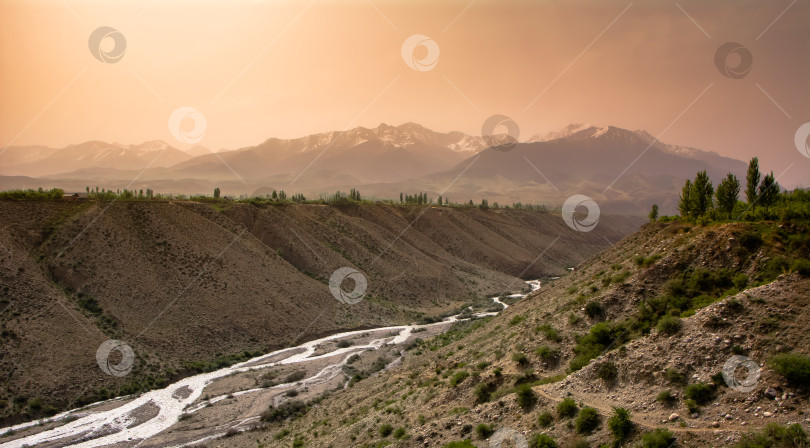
left=575, top=407, right=600, bottom=434
left=641, top=428, right=676, bottom=448
left=516, top=384, right=537, bottom=410
left=608, top=407, right=634, bottom=444
left=656, top=315, right=682, bottom=335
left=596, top=361, right=618, bottom=381
left=733, top=422, right=808, bottom=448
left=443, top=441, right=476, bottom=448
left=557, top=397, right=578, bottom=418
left=684, top=382, right=715, bottom=405
left=260, top=400, right=307, bottom=422
left=475, top=423, right=494, bottom=439
left=537, top=410, right=554, bottom=427
left=530, top=433, right=559, bottom=448
left=584, top=301, right=604, bottom=319
left=768, top=352, right=810, bottom=387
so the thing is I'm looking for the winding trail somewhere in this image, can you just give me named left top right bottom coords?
left=0, top=281, right=540, bottom=448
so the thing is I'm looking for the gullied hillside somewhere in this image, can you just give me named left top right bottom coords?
left=229, top=220, right=810, bottom=448
left=0, top=200, right=639, bottom=424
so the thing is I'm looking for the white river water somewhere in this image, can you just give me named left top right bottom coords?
left=0, top=280, right=540, bottom=448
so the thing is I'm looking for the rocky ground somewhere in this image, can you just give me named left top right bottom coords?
left=209, top=220, right=810, bottom=448
left=0, top=200, right=641, bottom=426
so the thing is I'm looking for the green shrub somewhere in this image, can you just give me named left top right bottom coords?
left=608, top=407, right=634, bottom=444
left=393, top=427, right=407, bottom=439
left=516, top=384, right=537, bottom=411
left=634, top=254, right=662, bottom=268
left=793, top=259, right=810, bottom=277
left=443, top=441, right=476, bottom=448
left=536, top=345, right=560, bottom=363
left=530, top=433, right=559, bottom=448
left=260, top=400, right=307, bottom=422
left=640, top=428, right=676, bottom=448
left=474, top=382, right=493, bottom=404
left=596, top=361, right=618, bottom=381
left=537, top=324, right=562, bottom=342
left=512, top=352, right=529, bottom=366
left=733, top=422, right=808, bottom=448
left=569, top=321, right=624, bottom=372
left=379, top=423, right=393, bottom=437
left=684, top=398, right=699, bottom=414
left=684, top=382, right=715, bottom=405
left=575, top=407, right=600, bottom=434
left=656, top=390, right=676, bottom=405
left=656, top=315, right=682, bottom=335
left=768, top=352, right=810, bottom=386
left=449, top=371, right=470, bottom=387
left=584, top=301, right=604, bottom=318
left=665, top=368, right=685, bottom=384
left=511, top=315, right=527, bottom=325
left=537, top=410, right=554, bottom=427
left=557, top=397, right=578, bottom=418
left=475, top=423, right=494, bottom=439
left=284, top=371, right=306, bottom=383
left=732, top=273, right=749, bottom=290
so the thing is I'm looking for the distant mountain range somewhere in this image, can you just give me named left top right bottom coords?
left=0, top=123, right=750, bottom=214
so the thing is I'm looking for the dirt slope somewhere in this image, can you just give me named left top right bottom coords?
left=219, top=220, right=810, bottom=448
left=0, top=200, right=640, bottom=425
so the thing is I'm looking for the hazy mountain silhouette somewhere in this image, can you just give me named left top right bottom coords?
left=0, top=123, right=747, bottom=213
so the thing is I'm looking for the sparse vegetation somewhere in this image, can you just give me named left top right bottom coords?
left=640, top=428, right=676, bottom=448
left=608, top=407, right=634, bottom=445
left=475, top=423, right=494, bottom=439
left=516, top=384, right=537, bottom=410
left=684, top=382, right=716, bottom=405
left=379, top=423, right=393, bottom=437
left=449, top=371, right=469, bottom=387
left=656, top=315, right=682, bottom=335
left=733, top=422, right=808, bottom=448
left=768, top=352, right=810, bottom=387
left=656, top=390, right=676, bottom=406
left=557, top=397, right=578, bottom=418
left=596, top=361, right=618, bottom=381
left=530, top=433, right=559, bottom=448
left=575, top=407, right=600, bottom=434
left=537, top=410, right=554, bottom=427
left=260, top=400, right=307, bottom=422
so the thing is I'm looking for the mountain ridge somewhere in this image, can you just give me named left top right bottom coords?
left=0, top=123, right=749, bottom=214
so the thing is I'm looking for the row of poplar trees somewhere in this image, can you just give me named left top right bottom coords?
left=679, top=157, right=779, bottom=219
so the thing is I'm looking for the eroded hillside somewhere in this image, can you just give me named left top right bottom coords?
left=226, top=221, right=810, bottom=448
left=0, top=200, right=639, bottom=424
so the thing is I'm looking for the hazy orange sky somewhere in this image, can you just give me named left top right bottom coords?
left=1, top=0, right=808, bottom=186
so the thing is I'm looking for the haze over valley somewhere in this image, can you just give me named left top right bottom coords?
left=1, top=0, right=809, bottom=447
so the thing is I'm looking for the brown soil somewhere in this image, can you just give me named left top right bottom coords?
left=211, top=221, right=810, bottom=448
left=0, top=200, right=641, bottom=424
